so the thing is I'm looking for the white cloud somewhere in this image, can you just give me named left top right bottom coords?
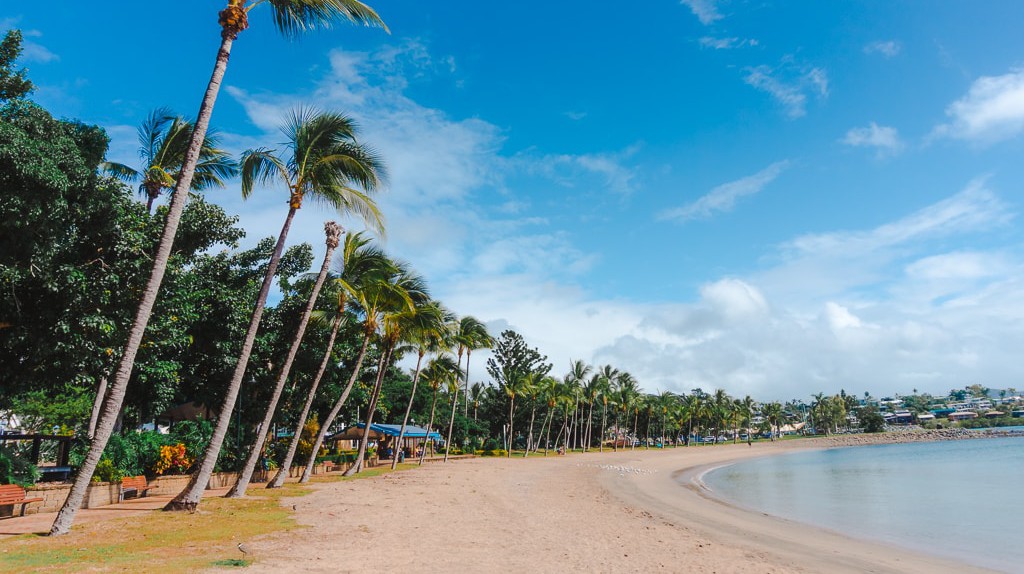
left=681, top=0, right=724, bottom=25
left=698, top=36, right=758, bottom=50
left=744, top=62, right=828, bottom=118
left=933, top=68, right=1024, bottom=144
left=782, top=179, right=1009, bottom=261
left=527, top=147, right=640, bottom=196
left=660, top=161, right=788, bottom=221
left=841, top=122, right=904, bottom=156
left=863, top=40, right=901, bottom=58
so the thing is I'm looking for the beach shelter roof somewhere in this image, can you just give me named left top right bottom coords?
left=359, top=423, right=442, bottom=440
left=329, top=426, right=386, bottom=441
left=327, top=423, right=442, bottom=441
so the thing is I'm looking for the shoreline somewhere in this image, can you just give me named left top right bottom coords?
left=224, top=432, right=1013, bottom=573
left=598, top=438, right=1000, bottom=573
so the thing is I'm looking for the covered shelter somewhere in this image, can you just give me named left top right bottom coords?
left=332, top=423, right=441, bottom=460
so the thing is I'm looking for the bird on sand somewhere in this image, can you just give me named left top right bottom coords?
left=237, top=542, right=250, bottom=556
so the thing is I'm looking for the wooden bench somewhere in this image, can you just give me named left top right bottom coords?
left=119, top=475, right=152, bottom=502
left=323, top=461, right=340, bottom=473
left=0, top=484, right=43, bottom=518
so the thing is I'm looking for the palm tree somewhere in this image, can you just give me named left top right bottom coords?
left=537, top=376, right=561, bottom=455
left=272, top=231, right=389, bottom=487
left=683, top=390, right=705, bottom=446
left=582, top=373, right=601, bottom=451
left=596, top=366, right=618, bottom=452
left=500, top=373, right=529, bottom=458
left=227, top=221, right=342, bottom=498
left=614, top=372, right=640, bottom=450
left=564, top=360, right=591, bottom=451
left=391, top=301, right=452, bottom=470
left=101, top=108, right=236, bottom=213
left=521, top=372, right=542, bottom=456
left=453, top=316, right=493, bottom=452
left=294, top=233, right=394, bottom=484
left=51, top=0, right=385, bottom=536
left=344, top=262, right=428, bottom=475
left=469, top=382, right=486, bottom=420
left=169, top=107, right=385, bottom=511
left=763, top=402, right=784, bottom=441
left=418, top=355, right=461, bottom=464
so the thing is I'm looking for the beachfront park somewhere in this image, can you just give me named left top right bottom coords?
left=3, top=1, right=1024, bottom=572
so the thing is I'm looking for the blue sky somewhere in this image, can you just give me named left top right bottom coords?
left=5, top=1, right=1024, bottom=401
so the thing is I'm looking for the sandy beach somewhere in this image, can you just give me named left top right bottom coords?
left=230, top=437, right=999, bottom=574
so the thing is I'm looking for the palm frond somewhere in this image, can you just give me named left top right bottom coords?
left=137, top=107, right=175, bottom=164
left=266, top=0, right=388, bottom=40
left=240, top=148, right=288, bottom=199
left=99, top=161, right=140, bottom=182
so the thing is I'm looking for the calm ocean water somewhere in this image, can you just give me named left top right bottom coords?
left=704, top=433, right=1024, bottom=572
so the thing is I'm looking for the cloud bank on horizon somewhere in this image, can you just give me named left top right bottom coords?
left=7, top=1, right=1024, bottom=401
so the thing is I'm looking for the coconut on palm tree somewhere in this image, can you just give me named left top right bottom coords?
left=101, top=108, right=237, bottom=213
left=168, top=107, right=385, bottom=511
left=51, top=0, right=387, bottom=536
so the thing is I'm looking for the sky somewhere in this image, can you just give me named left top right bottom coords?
left=4, top=1, right=1024, bottom=402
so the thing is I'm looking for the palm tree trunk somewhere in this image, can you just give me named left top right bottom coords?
left=87, top=376, right=107, bottom=439
left=599, top=403, right=607, bottom=453
left=166, top=205, right=299, bottom=511
left=228, top=222, right=340, bottom=497
left=51, top=31, right=238, bottom=534
left=585, top=401, right=594, bottom=452
left=442, top=388, right=458, bottom=462
left=343, top=344, right=393, bottom=476
left=418, top=385, right=440, bottom=465
left=298, top=332, right=370, bottom=483
left=506, top=395, right=515, bottom=458
left=645, top=414, right=651, bottom=450
left=271, top=313, right=342, bottom=487
left=543, top=409, right=554, bottom=456
left=524, top=405, right=537, bottom=457
left=391, top=351, right=425, bottom=470
left=631, top=411, right=638, bottom=451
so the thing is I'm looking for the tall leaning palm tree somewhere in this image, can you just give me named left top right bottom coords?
left=298, top=250, right=401, bottom=483
left=51, top=0, right=386, bottom=536
left=452, top=316, right=493, bottom=451
left=418, top=355, right=461, bottom=464
left=271, top=231, right=388, bottom=487
left=101, top=108, right=237, bottom=213
left=227, top=221, right=342, bottom=498
left=344, top=262, right=428, bottom=476
left=168, top=108, right=385, bottom=511
left=391, top=301, right=452, bottom=470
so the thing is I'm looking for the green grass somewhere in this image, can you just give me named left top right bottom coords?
left=0, top=466, right=414, bottom=573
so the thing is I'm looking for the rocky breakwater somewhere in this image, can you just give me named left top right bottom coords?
left=813, top=427, right=1016, bottom=448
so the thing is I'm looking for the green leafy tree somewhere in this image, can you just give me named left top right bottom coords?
left=0, top=30, right=32, bottom=101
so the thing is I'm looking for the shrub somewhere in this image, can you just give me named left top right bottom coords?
left=92, top=458, right=123, bottom=483
left=482, top=449, right=508, bottom=457
left=0, top=446, right=39, bottom=486
left=154, top=443, right=191, bottom=475
left=168, top=420, right=213, bottom=463
left=482, top=438, right=501, bottom=451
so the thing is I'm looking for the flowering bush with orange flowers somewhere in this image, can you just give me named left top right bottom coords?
left=154, top=443, right=191, bottom=475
